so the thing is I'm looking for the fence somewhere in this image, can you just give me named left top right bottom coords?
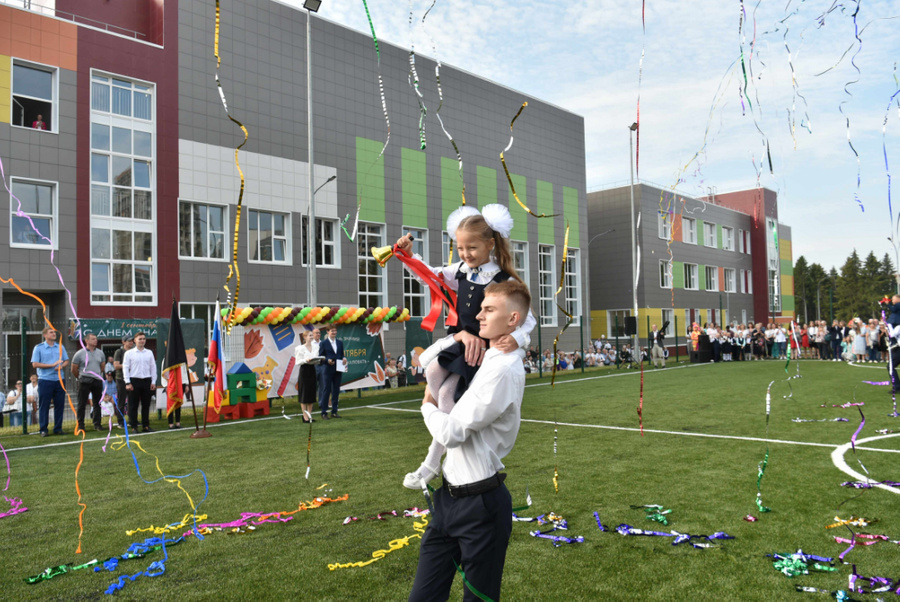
left=1, top=350, right=79, bottom=436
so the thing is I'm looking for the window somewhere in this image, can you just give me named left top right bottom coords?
left=179, top=302, right=217, bottom=347
left=740, top=269, right=753, bottom=294
left=9, top=178, right=56, bottom=248
left=746, top=269, right=753, bottom=294
left=402, top=227, right=427, bottom=317
left=608, top=309, right=630, bottom=338
left=300, top=216, right=339, bottom=267
left=658, top=212, right=671, bottom=240
left=769, top=269, right=781, bottom=312
left=684, top=263, right=698, bottom=290
left=722, top=226, right=735, bottom=251
left=512, top=241, right=530, bottom=288
left=441, top=231, right=451, bottom=266
left=706, top=309, right=713, bottom=326
left=179, top=201, right=226, bottom=260
left=12, top=61, right=56, bottom=132
left=565, top=248, right=581, bottom=326
left=683, top=217, right=697, bottom=244
left=744, top=231, right=751, bottom=254
left=766, top=219, right=778, bottom=269
left=724, top=268, right=736, bottom=293
left=539, top=245, right=556, bottom=327
left=705, top=266, right=718, bottom=291
left=358, top=222, right=386, bottom=308
left=661, top=309, right=674, bottom=333
left=248, top=209, right=289, bottom=263
left=659, top=260, right=672, bottom=289
left=703, top=222, right=716, bottom=247
left=684, top=309, right=691, bottom=334
left=90, top=71, right=156, bottom=305
left=738, top=229, right=745, bottom=253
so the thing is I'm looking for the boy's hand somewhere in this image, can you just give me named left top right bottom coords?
left=493, top=335, right=519, bottom=353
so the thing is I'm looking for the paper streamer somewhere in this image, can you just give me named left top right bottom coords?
left=500, top=103, right=556, bottom=219
left=407, top=2, right=427, bottom=149
left=1, top=496, right=27, bottom=519
left=755, top=382, right=774, bottom=513
left=550, top=224, right=573, bottom=387
left=839, top=0, right=864, bottom=213
left=1, top=441, right=9, bottom=492
left=213, top=0, right=249, bottom=331
left=327, top=516, right=429, bottom=570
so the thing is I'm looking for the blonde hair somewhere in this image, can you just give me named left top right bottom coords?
left=457, top=215, right=524, bottom=284
left=485, top=280, right=532, bottom=324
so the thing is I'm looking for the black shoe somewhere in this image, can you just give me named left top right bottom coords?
left=332, top=413, right=341, bottom=418
left=143, top=427, right=153, bottom=433
left=54, top=430, right=65, bottom=435
left=93, top=424, right=102, bottom=431
left=321, top=414, right=330, bottom=420
left=302, top=418, right=311, bottom=423
left=41, top=431, right=49, bottom=437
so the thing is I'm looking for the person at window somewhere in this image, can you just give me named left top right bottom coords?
left=32, top=114, right=47, bottom=130
left=31, top=326, right=69, bottom=436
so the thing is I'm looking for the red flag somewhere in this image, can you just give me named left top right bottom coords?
left=207, top=300, right=226, bottom=413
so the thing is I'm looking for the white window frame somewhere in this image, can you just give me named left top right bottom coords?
left=607, top=309, right=630, bottom=339
left=512, top=240, right=530, bottom=288
left=9, top=177, right=58, bottom=250
left=703, top=222, right=717, bottom=248
left=745, top=231, right=751, bottom=254
left=684, top=263, right=698, bottom=290
left=747, top=269, right=753, bottom=294
left=661, top=309, right=674, bottom=333
left=738, top=229, right=745, bottom=253
left=247, top=209, right=291, bottom=265
left=539, top=244, right=557, bottom=327
left=402, top=227, right=428, bottom=318
left=722, top=226, right=735, bottom=251
left=682, top=217, right=697, bottom=245
left=659, top=259, right=672, bottom=289
left=89, top=70, right=156, bottom=306
left=705, top=266, right=718, bottom=292
left=11, top=59, right=58, bottom=134
left=357, top=221, right=387, bottom=308
left=706, top=309, right=713, bottom=326
left=300, top=216, right=341, bottom=268
left=565, top=248, right=581, bottom=326
left=441, top=231, right=451, bottom=266
left=657, top=212, right=671, bottom=240
left=178, top=200, right=228, bottom=262
left=724, top=268, right=736, bottom=293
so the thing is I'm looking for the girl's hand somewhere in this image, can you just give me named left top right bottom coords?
left=493, top=335, right=519, bottom=353
left=395, top=234, right=413, bottom=251
left=455, top=330, right=487, bottom=367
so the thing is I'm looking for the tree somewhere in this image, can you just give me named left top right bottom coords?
left=794, top=256, right=810, bottom=322
left=881, top=253, right=897, bottom=295
left=836, top=250, right=868, bottom=320
left=807, top=262, right=828, bottom=321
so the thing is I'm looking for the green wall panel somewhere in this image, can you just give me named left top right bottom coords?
left=401, top=148, right=427, bottom=228
left=356, top=137, right=385, bottom=223
left=441, top=157, right=465, bottom=224
left=672, top=261, right=684, bottom=289
left=476, top=165, right=497, bottom=209
left=537, top=180, right=554, bottom=244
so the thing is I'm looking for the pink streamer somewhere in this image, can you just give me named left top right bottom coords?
left=1, top=496, right=28, bottom=519
left=1, top=441, right=9, bottom=491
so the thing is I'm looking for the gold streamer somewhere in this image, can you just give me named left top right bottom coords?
left=214, top=0, right=249, bottom=333
left=111, top=438, right=200, bottom=511
left=550, top=224, right=573, bottom=387
left=126, top=513, right=208, bottom=536
left=500, top=102, right=557, bottom=219
left=328, top=517, right=429, bottom=570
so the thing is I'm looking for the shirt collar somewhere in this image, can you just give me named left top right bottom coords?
left=459, top=260, right=499, bottom=276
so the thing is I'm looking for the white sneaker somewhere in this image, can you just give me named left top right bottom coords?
left=403, top=466, right=439, bottom=490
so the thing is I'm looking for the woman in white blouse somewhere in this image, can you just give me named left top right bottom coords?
left=294, top=331, right=320, bottom=423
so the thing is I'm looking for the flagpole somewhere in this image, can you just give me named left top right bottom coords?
left=187, top=371, right=210, bottom=438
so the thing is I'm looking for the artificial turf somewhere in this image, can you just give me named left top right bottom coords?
left=1, top=359, right=898, bottom=600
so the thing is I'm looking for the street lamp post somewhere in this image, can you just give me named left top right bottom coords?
left=628, top=122, right=639, bottom=359
left=305, top=0, right=322, bottom=307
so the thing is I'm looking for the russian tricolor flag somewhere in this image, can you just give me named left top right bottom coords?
left=207, top=300, right=226, bottom=413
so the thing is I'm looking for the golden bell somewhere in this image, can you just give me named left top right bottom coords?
left=371, top=245, right=395, bottom=268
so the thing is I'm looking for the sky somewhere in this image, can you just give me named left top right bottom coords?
left=282, top=0, right=900, bottom=273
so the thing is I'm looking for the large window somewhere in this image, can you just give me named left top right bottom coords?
left=683, top=217, right=697, bottom=244
left=358, top=222, right=386, bottom=308
left=9, top=178, right=56, bottom=248
left=661, top=308, right=674, bottom=333
left=724, top=268, right=736, bottom=293
left=684, top=263, right=698, bottom=290
left=179, top=201, right=226, bottom=260
left=301, top=216, right=339, bottom=267
left=608, top=309, right=630, bottom=338
left=248, top=209, right=289, bottom=263
left=12, top=61, right=56, bottom=132
left=705, top=266, right=718, bottom=291
left=565, top=248, right=581, bottom=326
left=703, top=222, right=717, bottom=247
left=512, top=241, right=530, bottom=287
left=741, top=269, right=754, bottom=294
left=90, top=71, right=155, bottom=305
left=658, top=212, right=671, bottom=240
left=538, top=244, right=556, bottom=327
left=402, top=227, right=427, bottom=317
left=659, top=260, right=672, bottom=289
left=722, top=226, right=735, bottom=251
left=769, top=269, right=781, bottom=312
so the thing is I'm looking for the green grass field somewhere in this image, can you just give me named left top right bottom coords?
left=2, top=360, right=899, bottom=600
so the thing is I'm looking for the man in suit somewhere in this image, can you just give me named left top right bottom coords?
left=650, top=322, right=666, bottom=368
left=319, top=325, right=346, bottom=419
